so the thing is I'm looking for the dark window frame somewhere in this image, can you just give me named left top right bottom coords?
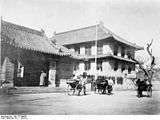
left=85, top=61, right=90, bottom=70
left=97, top=61, right=102, bottom=71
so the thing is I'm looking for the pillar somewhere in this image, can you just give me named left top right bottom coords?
left=80, top=46, right=85, bottom=55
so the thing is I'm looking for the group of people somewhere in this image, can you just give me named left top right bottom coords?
left=72, top=72, right=114, bottom=95
left=72, top=72, right=88, bottom=95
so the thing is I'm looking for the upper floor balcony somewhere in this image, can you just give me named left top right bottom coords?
left=69, top=43, right=135, bottom=60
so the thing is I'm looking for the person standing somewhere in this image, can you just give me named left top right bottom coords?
left=39, top=71, right=46, bottom=86
left=108, top=78, right=114, bottom=94
left=80, top=72, right=87, bottom=95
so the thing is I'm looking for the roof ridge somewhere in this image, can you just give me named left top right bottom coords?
left=55, top=24, right=99, bottom=35
left=2, top=20, right=43, bottom=36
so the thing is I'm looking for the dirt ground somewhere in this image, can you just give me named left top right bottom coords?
left=0, top=91, right=160, bottom=115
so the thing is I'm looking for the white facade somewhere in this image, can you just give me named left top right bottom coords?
left=72, top=41, right=136, bottom=79
left=80, top=46, right=85, bottom=55
left=91, top=46, right=96, bottom=55
left=103, top=44, right=113, bottom=55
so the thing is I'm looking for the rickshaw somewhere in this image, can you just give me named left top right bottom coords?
left=136, top=79, right=152, bottom=97
left=94, top=76, right=113, bottom=94
left=66, top=79, right=83, bottom=96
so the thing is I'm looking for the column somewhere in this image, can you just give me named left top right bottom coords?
left=80, top=46, right=85, bottom=55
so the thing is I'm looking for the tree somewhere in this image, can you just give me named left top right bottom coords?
left=130, top=39, right=156, bottom=84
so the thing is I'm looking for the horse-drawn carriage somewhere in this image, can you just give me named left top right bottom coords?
left=136, top=79, right=152, bottom=97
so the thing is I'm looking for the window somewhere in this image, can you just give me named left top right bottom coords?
left=121, top=64, right=125, bottom=72
left=85, top=61, right=90, bottom=70
left=97, top=45, right=103, bottom=55
left=75, top=48, right=80, bottom=54
left=114, top=62, right=118, bottom=71
left=121, top=47, right=125, bottom=57
left=73, top=62, right=79, bottom=71
left=128, top=66, right=132, bottom=74
left=127, top=52, right=132, bottom=59
left=97, top=61, right=102, bottom=71
left=114, top=46, right=118, bottom=56
left=85, top=46, right=91, bottom=55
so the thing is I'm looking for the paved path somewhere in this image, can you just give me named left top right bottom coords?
left=0, top=91, right=160, bottom=115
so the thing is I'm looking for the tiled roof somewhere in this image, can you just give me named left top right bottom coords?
left=54, top=23, right=143, bottom=50
left=1, top=20, right=71, bottom=56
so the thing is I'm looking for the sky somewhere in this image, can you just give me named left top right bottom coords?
left=1, top=0, right=160, bottom=60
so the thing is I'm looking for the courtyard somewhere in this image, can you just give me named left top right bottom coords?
left=0, top=90, right=160, bottom=115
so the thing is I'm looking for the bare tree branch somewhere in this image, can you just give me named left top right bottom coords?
left=132, top=39, right=156, bottom=84
left=130, top=56, right=149, bottom=77
left=146, top=39, right=156, bottom=70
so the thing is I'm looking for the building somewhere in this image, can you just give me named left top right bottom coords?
left=54, top=22, right=143, bottom=85
left=0, top=20, right=79, bottom=87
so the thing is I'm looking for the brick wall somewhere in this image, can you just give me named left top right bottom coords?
left=56, top=57, right=77, bottom=87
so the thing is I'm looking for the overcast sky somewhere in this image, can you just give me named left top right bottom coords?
left=1, top=0, right=160, bottom=59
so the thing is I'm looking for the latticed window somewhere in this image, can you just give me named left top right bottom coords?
left=85, top=61, right=90, bottom=70
left=97, top=61, right=102, bottom=71
left=85, top=46, right=91, bottom=55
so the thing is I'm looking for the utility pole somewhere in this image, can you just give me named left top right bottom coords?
left=94, top=22, right=98, bottom=80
